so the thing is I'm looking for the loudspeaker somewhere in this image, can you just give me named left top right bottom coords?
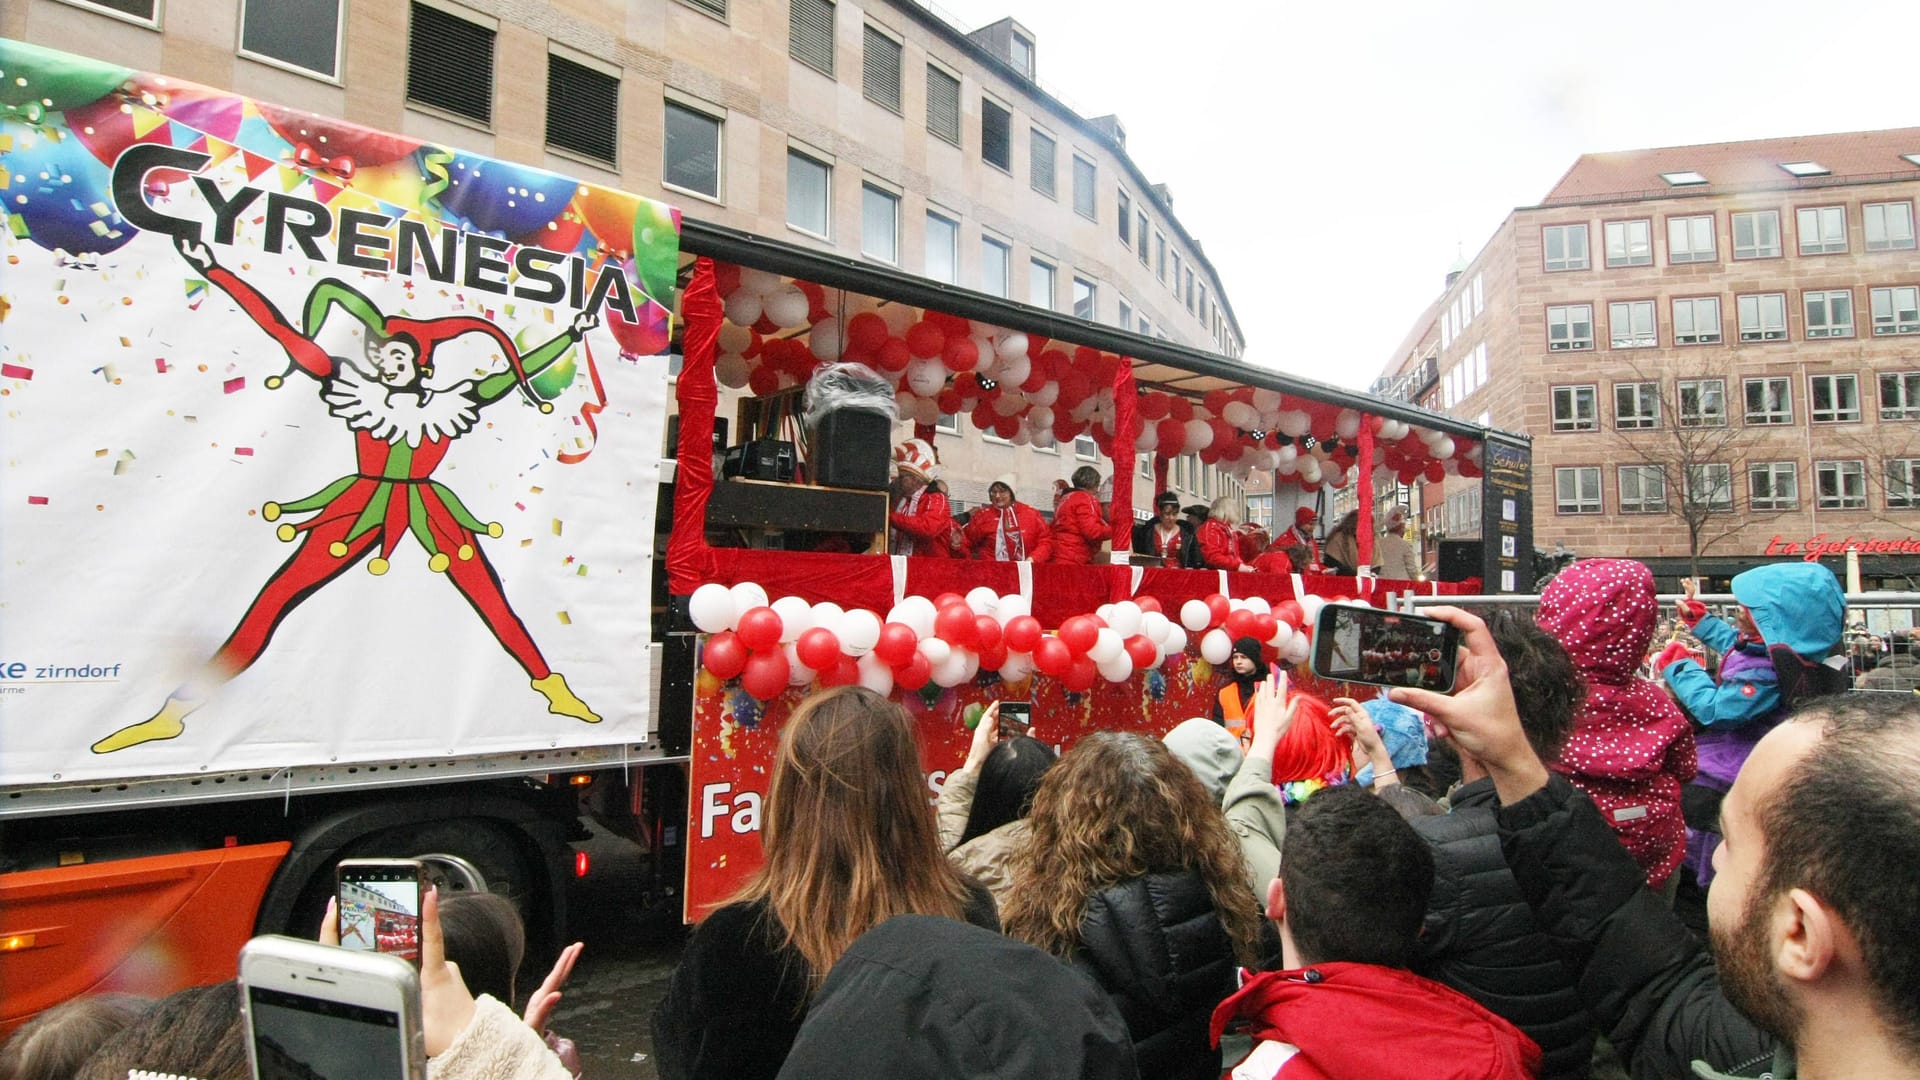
left=723, top=438, right=796, bottom=482
left=810, top=409, right=892, bottom=490
left=1437, top=539, right=1483, bottom=582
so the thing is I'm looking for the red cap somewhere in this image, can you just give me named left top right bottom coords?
left=1295, top=506, right=1317, bottom=525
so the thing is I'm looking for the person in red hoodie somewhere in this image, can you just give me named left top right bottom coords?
left=1197, top=496, right=1255, bottom=572
left=887, top=439, right=953, bottom=558
left=962, top=477, right=1052, bottom=562
left=1210, top=785, right=1541, bottom=1080
left=1534, top=558, right=1697, bottom=894
left=1050, top=466, right=1109, bottom=565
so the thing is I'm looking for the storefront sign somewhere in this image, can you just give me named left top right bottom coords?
left=1764, top=534, right=1920, bottom=561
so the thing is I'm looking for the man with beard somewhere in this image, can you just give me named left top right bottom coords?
left=1393, top=607, right=1920, bottom=1080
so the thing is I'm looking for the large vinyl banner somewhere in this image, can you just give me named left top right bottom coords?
left=0, top=41, right=679, bottom=784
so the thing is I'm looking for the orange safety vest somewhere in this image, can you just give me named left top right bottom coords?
left=1217, top=684, right=1253, bottom=744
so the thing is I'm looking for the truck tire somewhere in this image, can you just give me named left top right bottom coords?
left=286, top=818, right=535, bottom=939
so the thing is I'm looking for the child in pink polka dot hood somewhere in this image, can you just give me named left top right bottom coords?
left=1535, top=559, right=1698, bottom=890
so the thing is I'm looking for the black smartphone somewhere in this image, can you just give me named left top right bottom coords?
left=1310, top=604, right=1461, bottom=693
left=335, top=858, right=425, bottom=964
left=998, top=700, right=1032, bottom=737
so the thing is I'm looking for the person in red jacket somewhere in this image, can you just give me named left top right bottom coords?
left=888, top=439, right=954, bottom=558
left=1050, top=466, right=1109, bottom=565
left=962, top=477, right=1052, bottom=562
left=1196, top=496, right=1254, bottom=572
left=1210, top=785, right=1541, bottom=1079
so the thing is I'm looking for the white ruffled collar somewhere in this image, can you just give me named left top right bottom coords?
left=322, top=365, right=480, bottom=447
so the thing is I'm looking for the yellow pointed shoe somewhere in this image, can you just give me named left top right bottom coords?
left=91, top=695, right=198, bottom=754
left=531, top=673, right=601, bottom=724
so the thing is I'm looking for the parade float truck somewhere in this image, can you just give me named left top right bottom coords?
left=0, top=39, right=1520, bottom=1029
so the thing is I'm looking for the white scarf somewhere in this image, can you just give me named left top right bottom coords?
left=993, top=506, right=1025, bottom=561
left=893, top=487, right=925, bottom=556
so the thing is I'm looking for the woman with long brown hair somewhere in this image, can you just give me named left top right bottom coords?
left=1001, top=731, right=1267, bottom=1080
left=651, top=686, right=996, bottom=1080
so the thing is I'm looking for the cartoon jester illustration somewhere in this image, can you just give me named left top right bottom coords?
left=92, top=236, right=603, bottom=754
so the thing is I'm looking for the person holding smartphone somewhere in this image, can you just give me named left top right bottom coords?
left=934, top=701, right=1056, bottom=912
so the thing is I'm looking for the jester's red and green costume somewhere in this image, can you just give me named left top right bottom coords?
left=93, top=255, right=599, bottom=754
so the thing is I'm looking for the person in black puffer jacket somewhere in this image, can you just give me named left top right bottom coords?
left=1001, top=731, right=1269, bottom=1080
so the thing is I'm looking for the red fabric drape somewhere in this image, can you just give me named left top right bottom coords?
left=1154, top=455, right=1170, bottom=499
left=1110, top=360, right=1137, bottom=560
left=666, top=259, right=722, bottom=595
left=1356, top=422, right=1375, bottom=569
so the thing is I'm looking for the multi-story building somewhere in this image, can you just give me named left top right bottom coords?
left=1378, top=128, right=1920, bottom=588
left=8, top=0, right=1247, bottom=515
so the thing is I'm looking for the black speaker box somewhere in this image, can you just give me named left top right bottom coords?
left=1437, top=539, right=1483, bottom=582
left=723, top=438, right=796, bottom=483
left=810, top=409, right=892, bottom=490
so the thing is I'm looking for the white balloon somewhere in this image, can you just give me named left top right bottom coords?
left=1089, top=628, right=1123, bottom=664
left=995, top=354, right=1031, bottom=387
left=932, top=649, right=974, bottom=688
left=1141, top=611, right=1171, bottom=642
left=722, top=289, right=763, bottom=327
left=995, top=332, right=1030, bottom=361
left=688, top=583, right=736, bottom=634
left=1180, top=599, right=1213, bottom=632
left=1432, top=436, right=1457, bottom=459
left=992, top=392, right=1027, bottom=416
left=1136, top=423, right=1158, bottom=452
left=1252, top=388, right=1282, bottom=411
left=1335, top=409, right=1362, bottom=440
left=1027, top=380, right=1060, bottom=407
left=715, top=352, right=752, bottom=389
left=718, top=322, right=753, bottom=355
left=998, top=653, right=1034, bottom=683
left=1298, top=594, right=1327, bottom=629
left=737, top=267, right=782, bottom=295
left=918, top=638, right=952, bottom=667
left=763, top=284, right=810, bottom=328
left=808, top=317, right=845, bottom=361
left=782, top=642, right=816, bottom=687
left=1162, top=626, right=1188, bottom=656
left=1095, top=603, right=1116, bottom=625
left=889, top=596, right=938, bottom=638
left=1184, top=419, right=1214, bottom=452
left=1242, top=597, right=1271, bottom=616
left=1097, top=651, right=1134, bottom=683
left=1200, top=628, right=1233, bottom=665
left=1276, top=410, right=1311, bottom=437
left=1276, top=444, right=1298, bottom=464
left=1107, top=601, right=1144, bottom=638
left=966, top=587, right=999, bottom=616
left=771, top=596, right=813, bottom=643
left=880, top=302, right=917, bottom=336
left=996, top=594, right=1031, bottom=622
left=810, top=602, right=846, bottom=635
left=1267, top=621, right=1293, bottom=649
left=729, top=581, right=769, bottom=613
left=840, top=609, right=882, bottom=655
left=1028, top=405, right=1056, bottom=430
left=905, top=356, right=947, bottom=397
left=1284, top=636, right=1311, bottom=665
left=856, top=652, right=894, bottom=695
left=1222, top=401, right=1258, bottom=429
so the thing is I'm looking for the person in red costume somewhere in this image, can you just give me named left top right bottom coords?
left=962, top=477, right=1052, bottom=562
left=1050, top=466, right=1109, bottom=565
left=1274, top=506, right=1321, bottom=570
left=1133, top=492, right=1197, bottom=568
left=887, top=439, right=952, bottom=558
left=1196, top=496, right=1254, bottom=572
left=92, top=237, right=601, bottom=755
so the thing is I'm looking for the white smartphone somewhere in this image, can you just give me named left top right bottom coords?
left=238, top=935, right=426, bottom=1080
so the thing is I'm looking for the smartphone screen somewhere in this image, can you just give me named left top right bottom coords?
left=336, top=860, right=422, bottom=963
left=248, top=984, right=408, bottom=1079
left=998, top=701, right=1032, bottom=737
left=1311, top=604, right=1460, bottom=693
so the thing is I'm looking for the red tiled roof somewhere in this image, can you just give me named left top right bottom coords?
left=1540, top=127, right=1920, bottom=204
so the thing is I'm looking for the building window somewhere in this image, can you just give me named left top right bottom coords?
left=1551, top=385, right=1598, bottom=432
left=1543, top=223, right=1589, bottom=271
left=56, top=0, right=157, bottom=23
left=546, top=53, right=619, bottom=166
left=1555, top=467, right=1603, bottom=514
left=1138, top=314, right=1151, bottom=336
left=1815, top=460, right=1867, bottom=510
left=1678, top=378, right=1727, bottom=427
left=981, top=237, right=1010, bottom=298
left=789, top=0, right=835, bottom=76
left=1117, top=190, right=1132, bottom=246
left=1667, top=214, right=1716, bottom=263
left=1072, top=277, right=1096, bottom=321
left=1029, top=259, right=1055, bottom=310
left=1731, top=210, right=1781, bottom=259
left=1010, top=31, right=1034, bottom=77
left=1618, top=465, right=1667, bottom=513
left=241, top=0, right=343, bottom=78
left=1029, top=129, right=1056, bottom=197
left=1072, top=156, right=1097, bottom=220
left=1615, top=382, right=1660, bottom=430
left=1118, top=297, right=1132, bottom=330
left=1172, top=253, right=1183, bottom=298
left=1609, top=300, right=1657, bottom=348
left=1796, top=205, right=1847, bottom=254
left=407, top=2, right=496, bottom=126
left=1137, top=212, right=1150, bottom=266
left=1155, top=232, right=1167, bottom=281
left=786, top=149, right=831, bottom=237
left=1604, top=219, right=1653, bottom=267
left=1672, top=296, right=1722, bottom=344
left=1685, top=464, right=1734, bottom=512
left=860, top=183, right=898, bottom=263
left=1870, top=286, right=1920, bottom=335
left=1888, top=459, right=1920, bottom=509
left=663, top=99, right=723, bottom=199
left=1074, top=434, right=1097, bottom=460
left=1750, top=462, right=1798, bottom=511
left=1879, top=371, right=1920, bottom=420
left=1547, top=304, right=1594, bottom=351
left=925, top=211, right=958, bottom=283
left=1803, top=289, right=1854, bottom=339
left=679, top=0, right=727, bottom=17
left=1744, top=376, right=1792, bottom=425
left=981, top=99, right=1012, bottom=171
left=926, top=65, right=961, bottom=145
left=1809, top=373, right=1861, bottom=423
left=1865, top=201, right=1917, bottom=251
left=1736, top=293, right=1788, bottom=342
left=861, top=25, right=902, bottom=112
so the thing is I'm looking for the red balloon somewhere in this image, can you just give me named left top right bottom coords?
left=796, top=626, right=844, bottom=672
left=934, top=593, right=967, bottom=609
left=846, top=312, right=890, bottom=353
left=1156, top=419, right=1188, bottom=456
left=1004, top=615, right=1044, bottom=654
left=1224, top=609, right=1258, bottom=641
left=1274, top=600, right=1304, bottom=629
left=736, top=606, right=784, bottom=653
left=1424, top=461, right=1448, bottom=483
left=905, top=320, right=946, bottom=358
left=1135, top=597, right=1163, bottom=614
left=978, top=639, right=1009, bottom=670
left=1058, top=616, right=1100, bottom=656
left=740, top=650, right=790, bottom=699
left=702, top=630, right=748, bottom=680
left=1138, top=394, right=1171, bottom=421
left=1064, top=656, right=1098, bottom=693
left=1251, top=614, right=1279, bottom=644
left=819, top=655, right=861, bottom=687
left=974, top=615, right=1004, bottom=654
left=1204, top=593, right=1232, bottom=627
left=942, top=336, right=981, bottom=373
left=747, top=366, right=781, bottom=397
left=876, top=338, right=913, bottom=372
left=1168, top=396, right=1195, bottom=422
left=874, top=622, right=919, bottom=667
left=799, top=280, right=829, bottom=323
left=1033, top=637, right=1073, bottom=677
left=1124, top=634, right=1158, bottom=669
left=896, top=651, right=933, bottom=690
left=936, top=389, right=964, bottom=414
left=935, top=604, right=979, bottom=647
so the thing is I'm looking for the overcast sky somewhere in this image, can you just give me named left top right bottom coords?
left=937, top=0, right=1920, bottom=389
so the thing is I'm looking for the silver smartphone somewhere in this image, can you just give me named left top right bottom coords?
left=238, top=935, right=426, bottom=1080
